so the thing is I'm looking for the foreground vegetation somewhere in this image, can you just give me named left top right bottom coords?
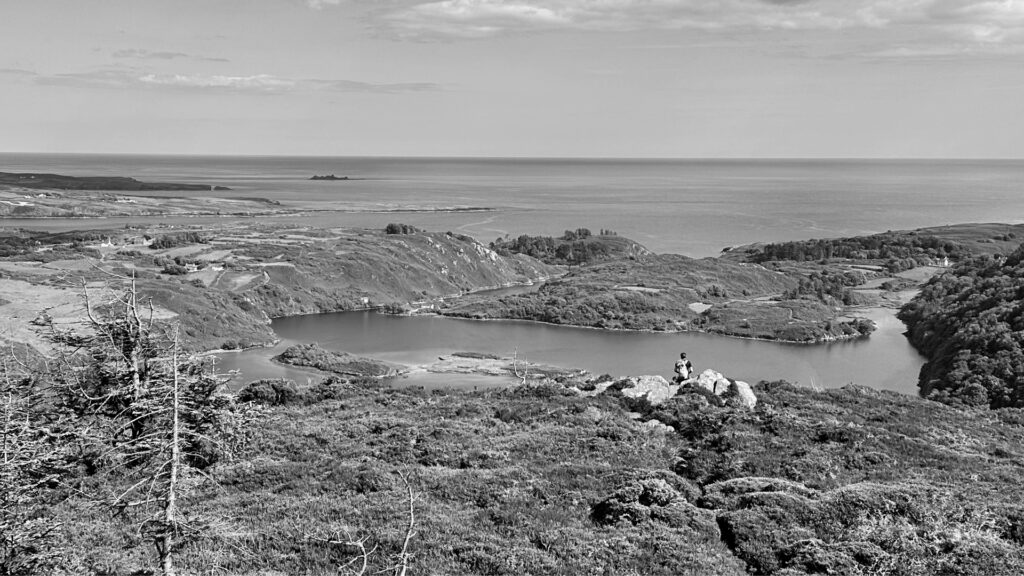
left=24, top=367, right=1024, bottom=575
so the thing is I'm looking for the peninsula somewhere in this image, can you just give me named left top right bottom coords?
left=0, top=171, right=231, bottom=191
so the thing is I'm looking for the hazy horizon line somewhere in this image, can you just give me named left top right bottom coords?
left=2, top=151, right=1024, bottom=162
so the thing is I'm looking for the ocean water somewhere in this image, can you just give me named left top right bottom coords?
left=3, top=154, right=1024, bottom=257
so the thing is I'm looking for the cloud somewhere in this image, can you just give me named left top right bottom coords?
left=35, top=70, right=141, bottom=89
left=307, top=0, right=344, bottom=8
left=384, top=0, right=876, bottom=38
left=26, top=68, right=440, bottom=95
left=377, top=0, right=1024, bottom=51
left=325, top=79, right=444, bottom=92
left=113, top=49, right=190, bottom=60
left=0, top=68, right=37, bottom=77
left=138, top=73, right=297, bottom=92
left=112, top=48, right=230, bottom=63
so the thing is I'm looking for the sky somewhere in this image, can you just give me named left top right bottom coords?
left=1, top=0, right=1024, bottom=158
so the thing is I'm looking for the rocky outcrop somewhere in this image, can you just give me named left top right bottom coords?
left=599, top=369, right=758, bottom=410
left=726, top=380, right=758, bottom=409
left=694, top=369, right=732, bottom=395
left=641, top=419, right=676, bottom=434
left=616, top=375, right=679, bottom=406
left=699, top=477, right=820, bottom=510
left=689, top=369, right=757, bottom=409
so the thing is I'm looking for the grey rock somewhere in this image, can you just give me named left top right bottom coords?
left=642, top=419, right=676, bottom=433
left=726, top=380, right=758, bottom=409
left=691, top=369, right=757, bottom=410
left=618, top=374, right=679, bottom=406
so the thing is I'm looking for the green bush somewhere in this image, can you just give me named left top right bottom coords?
left=237, top=379, right=301, bottom=405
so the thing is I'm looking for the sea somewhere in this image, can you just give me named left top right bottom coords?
left=4, top=153, right=1024, bottom=393
left=3, top=154, right=1024, bottom=258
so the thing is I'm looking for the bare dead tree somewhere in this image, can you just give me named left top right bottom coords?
left=301, top=471, right=418, bottom=576
left=0, top=355, right=69, bottom=575
left=394, top=471, right=416, bottom=576
left=511, top=347, right=529, bottom=385
left=303, top=527, right=378, bottom=576
left=48, top=280, right=239, bottom=576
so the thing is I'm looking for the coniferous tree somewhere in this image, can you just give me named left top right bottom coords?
left=49, top=280, right=239, bottom=575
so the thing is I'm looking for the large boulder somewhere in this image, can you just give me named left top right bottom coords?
left=700, top=477, right=820, bottom=510
left=616, top=375, right=680, bottom=406
left=690, top=369, right=758, bottom=409
left=726, top=380, right=758, bottom=409
left=694, top=369, right=731, bottom=395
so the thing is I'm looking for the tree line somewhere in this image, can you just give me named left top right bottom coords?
left=899, top=243, right=1024, bottom=408
left=753, top=232, right=967, bottom=272
left=490, top=228, right=620, bottom=266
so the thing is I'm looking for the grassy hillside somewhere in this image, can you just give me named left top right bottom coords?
left=53, top=376, right=1024, bottom=575
left=0, top=224, right=559, bottom=352
left=234, top=227, right=557, bottom=318
left=442, top=253, right=875, bottom=341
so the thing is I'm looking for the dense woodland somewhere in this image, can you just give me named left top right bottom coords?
left=899, top=243, right=1024, bottom=408
left=749, top=231, right=971, bottom=272
left=490, top=228, right=629, bottom=266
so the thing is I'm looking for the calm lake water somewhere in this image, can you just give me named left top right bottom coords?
left=213, top=305, right=922, bottom=394
left=7, top=153, right=1018, bottom=394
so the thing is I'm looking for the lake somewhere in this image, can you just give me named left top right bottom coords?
left=214, top=305, right=923, bottom=395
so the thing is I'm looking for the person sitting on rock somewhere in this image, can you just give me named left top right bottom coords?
left=674, top=352, right=693, bottom=383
